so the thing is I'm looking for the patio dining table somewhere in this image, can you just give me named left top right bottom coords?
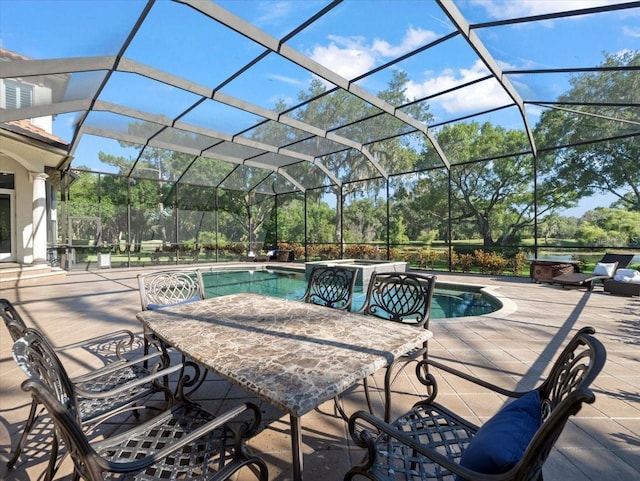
left=136, top=292, right=433, bottom=481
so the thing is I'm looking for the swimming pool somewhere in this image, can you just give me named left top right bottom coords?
left=201, top=268, right=500, bottom=319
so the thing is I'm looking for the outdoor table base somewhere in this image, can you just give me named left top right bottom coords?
left=136, top=293, right=432, bottom=481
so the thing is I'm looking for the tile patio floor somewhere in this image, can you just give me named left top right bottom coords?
left=1, top=264, right=639, bottom=480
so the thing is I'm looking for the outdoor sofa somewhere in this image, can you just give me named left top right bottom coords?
left=603, top=268, right=640, bottom=296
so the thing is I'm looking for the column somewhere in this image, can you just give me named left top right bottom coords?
left=30, top=172, right=49, bottom=265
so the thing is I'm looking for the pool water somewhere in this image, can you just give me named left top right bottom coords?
left=202, top=269, right=500, bottom=319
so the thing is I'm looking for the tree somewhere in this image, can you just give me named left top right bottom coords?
left=271, top=198, right=337, bottom=243
left=535, top=50, right=640, bottom=211
left=416, top=122, right=578, bottom=246
left=343, top=197, right=384, bottom=243
left=577, top=207, right=640, bottom=246
left=294, top=71, right=433, bottom=244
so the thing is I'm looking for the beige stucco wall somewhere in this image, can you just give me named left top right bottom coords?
left=0, top=128, right=66, bottom=265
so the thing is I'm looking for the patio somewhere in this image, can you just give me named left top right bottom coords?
left=1, top=264, right=639, bottom=480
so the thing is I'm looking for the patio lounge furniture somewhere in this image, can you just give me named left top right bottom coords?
left=604, top=278, right=640, bottom=296
left=252, top=246, right=294, bottom=262
left=12, top=331, right=269, bottom=481
left=252, top=253, right=272, bottom=262
left=551, top=253, right=635, bottom=290
left=357, top=271, right=437, bottom=422
left=603, top=268, right=640, bottom=296
left=6, top=327, right=179, bottom=481
left=345, top=326, right=606, bottom=481
left=302, top=265, right=359, bottom=310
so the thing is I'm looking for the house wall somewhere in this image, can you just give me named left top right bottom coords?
left=0, top=154, right=55, bottom=264
left=1, top=156, right=31, bottom=262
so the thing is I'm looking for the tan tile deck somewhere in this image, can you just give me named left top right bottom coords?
left=1, top=264, right=639, bottom=480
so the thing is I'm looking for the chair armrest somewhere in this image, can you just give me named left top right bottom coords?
left=93, top=402, right=261, bottom=474
left=73, top=361, right=183, bottom=399
left=54, top=329, right=135, bottom=352
left=53, top=329, right=138, bottom=361
left=348, top=409, right=510, bottom=481
left=70, top=351, right=167, bottom=383
left=425, top=358, right=527, bottom=399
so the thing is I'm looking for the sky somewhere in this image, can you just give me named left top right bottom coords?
left=1, top=0, right=638, bottom=215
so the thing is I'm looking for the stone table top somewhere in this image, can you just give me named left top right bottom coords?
left=136, top=293, right=433, bottom=417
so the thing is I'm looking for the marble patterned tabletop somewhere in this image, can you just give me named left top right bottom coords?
left=136, top=293, right=433, bottom=417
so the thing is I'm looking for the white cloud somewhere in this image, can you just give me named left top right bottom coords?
left=405, top=59, right=512, bottom=114
left=309, top=37, right=377, bottom=80
left=254, top=1, right=295, bottom=26
left=471, top=0, right=637, bottom=19
left=623, top=26, right=640, bottom=38
left=308, top=26, right=437, bottom=80
left=371, top=26, right=437, bottom=57
left=266, top=73, right=308, bottom=88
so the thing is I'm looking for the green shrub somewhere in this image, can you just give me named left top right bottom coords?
left=511, top=251, right=528, bottom=276
left=345, top=244, right=378, bottom=259
left=474, top=249, right=508, bottom=275
left=416, top=248, right=440, bottom=268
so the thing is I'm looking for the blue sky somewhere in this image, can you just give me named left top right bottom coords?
left=2, top=1, right=636, bottom=120
left=1, top=0, right=638, bottom=215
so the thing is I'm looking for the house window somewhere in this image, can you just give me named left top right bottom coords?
left=0, top=173, right=15, bottom=190
left=3, top=80, right=33, bottom=109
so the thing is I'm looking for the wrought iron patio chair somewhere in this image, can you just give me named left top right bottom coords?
left=302, top=265, right=359, bottom=311
left=1, top=299, right=177, bottom=477
left=7, top=327, right=182, bottom=480
left=137, top=269, right=208, bottom=391
left=13, top=331, right=269, bottom=481
left=345, top=326, right=606, bottom=481
left=356, top=271, right=436, bottom=422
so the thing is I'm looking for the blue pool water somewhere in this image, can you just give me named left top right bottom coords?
left=202, top=269, right=500, bottom=319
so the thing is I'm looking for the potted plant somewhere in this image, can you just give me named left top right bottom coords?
left=98, top=244, right=111, bottom=268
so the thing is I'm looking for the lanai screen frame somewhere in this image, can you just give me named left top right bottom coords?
left=1, top=0, right=639, bottom=268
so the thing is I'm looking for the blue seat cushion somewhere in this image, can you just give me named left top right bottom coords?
left=147, top=295, right=201, bottom=310
left=456, top=390, right=542, bottom=480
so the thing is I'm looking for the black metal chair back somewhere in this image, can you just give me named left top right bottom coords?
left=13, top=329, right=80, bottom=422
left=1, top=298, right=29, bottom=341
left=491, top=327, right=607, bottom=480
left=302, top=265, right=359, bottom=311
left=360, top=271, right=436, bottom=327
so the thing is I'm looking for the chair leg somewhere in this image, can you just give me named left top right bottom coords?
left=362, top=377, right=375, bottom=417
left=383, top=348, right=430, bottom=422
left=384, top=362, right=396, bottom=423
left=7, top=400, right=40, bottom=469
left=44, top=433, right=60, bottom=481
left=177, top=355, right=209, bottom=397
left=383, top=358, right=431, bottom=423
left=334, top=379, right=375, bottom=422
